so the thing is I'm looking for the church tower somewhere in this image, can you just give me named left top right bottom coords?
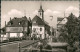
left=38, top=4, right=44, bottom=21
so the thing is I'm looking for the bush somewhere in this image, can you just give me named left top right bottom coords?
left=9, top=38, right=15, bottom=42
left=58, top=36, right=65, bottom=42
left=15, top=38, right=21, bottom=41
left=52, top=37, right=57, bottom=42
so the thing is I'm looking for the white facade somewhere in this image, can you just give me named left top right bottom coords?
left=6, top=27, right=28, bottom=38
left=32, top=25, right=45, bottom=39
left=6, top=33, right=23, bottom=38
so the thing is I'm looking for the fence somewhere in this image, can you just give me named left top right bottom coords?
left=21, top=48, right=66, bottom=52
left=17, top=39, right=67, bottom=52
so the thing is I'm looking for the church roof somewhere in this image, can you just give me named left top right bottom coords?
left=6, top=16, right=29, bottom=27
left=32, top=15, right=45, bottom=25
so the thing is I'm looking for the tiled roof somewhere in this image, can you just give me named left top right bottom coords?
left=57, top=18, right=64, bottom=21
left=32, top=15, right=45, bottom=25
left=6, top=16, right=29, bottom=27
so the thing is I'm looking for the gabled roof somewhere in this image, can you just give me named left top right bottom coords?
left=6, top=16, right=29, bottom=27
left=32, top=15, right=45, bottom=25
left=57, top=18, right=64, bottom=21
left=57, top=17, right=67, bottom=25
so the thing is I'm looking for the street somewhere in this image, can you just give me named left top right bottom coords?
left=0, top=40, right=39, bottom=52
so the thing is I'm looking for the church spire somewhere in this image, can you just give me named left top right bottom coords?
left=40, top=3, right=42, bottom=9
left=38, top=3, right=44, bottom=21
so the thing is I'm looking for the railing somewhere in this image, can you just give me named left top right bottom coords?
left=18, top=39, right=67, bottom=52
left=21, top=48, right=66, bottom=52
left=18, top=39, right=47, bottom=52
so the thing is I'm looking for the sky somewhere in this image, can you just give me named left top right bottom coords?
left=1, top=1, right=79, bottom=28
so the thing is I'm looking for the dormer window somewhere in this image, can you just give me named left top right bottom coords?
left=19, top=22, right=22, bottom=25
left=9, top=21, right=13, bottom=25
left=19, top=21, right=21, bottom=25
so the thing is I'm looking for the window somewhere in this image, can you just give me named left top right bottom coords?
left=33, top=28, right=36, bottom=32
left=19, top=21, right=22, bottom=25
left=40, top=28, right=42, bottom=31
left=19, top=22, right=20, bottom=25
left=19, top=21, right=21, bottom=25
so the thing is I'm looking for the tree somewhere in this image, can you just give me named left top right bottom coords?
left=65, top=13, right=79, bottom=52
left=65, top=13, right=79, bottom=45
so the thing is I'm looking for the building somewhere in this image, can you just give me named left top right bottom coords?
left=0, top=27, right=7, bottom=42
left=57, top=17, right=67, bottom=28
left=5, top=16, right=32, bottom=40
left=57, top=17, right=67, bottom=38
left=31, top=5, right=51, bottom=39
